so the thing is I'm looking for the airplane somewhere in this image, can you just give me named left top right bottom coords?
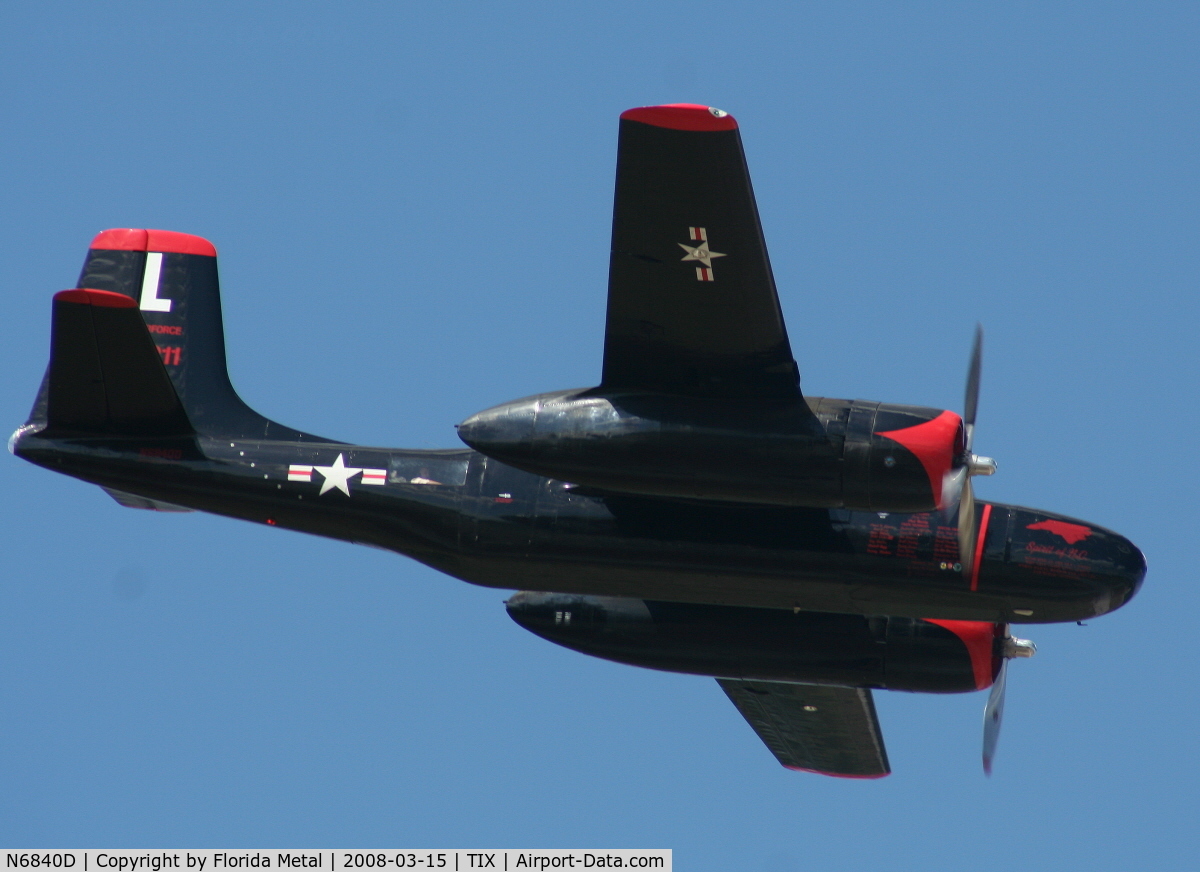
left=10, top=103, right=1145, bottom=779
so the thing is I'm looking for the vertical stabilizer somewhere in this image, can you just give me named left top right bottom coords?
left=36, top=229, right=320, bottom=441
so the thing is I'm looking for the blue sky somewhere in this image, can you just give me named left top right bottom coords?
left=2, top=2, right=1198, bottom=867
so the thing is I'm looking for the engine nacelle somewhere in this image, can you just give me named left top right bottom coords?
left=458, top=391, right=964, bottom=512
left=506, top=592, right=999, bottom=694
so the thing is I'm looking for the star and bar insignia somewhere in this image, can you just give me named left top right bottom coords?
left=678, top=226, right=726, bottom=281
left=287, top=453, right=386, bottom=496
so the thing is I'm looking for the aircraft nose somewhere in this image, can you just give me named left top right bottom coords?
left=1003, top=509, right=1147, bottom=620
left=1115, top=535, right=1147, bottom=606
left=1087, top=529, right=1146, bottom=614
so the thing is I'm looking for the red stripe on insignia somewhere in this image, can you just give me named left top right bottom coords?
left=288, top=465, right=313, bottom=482
left=90, top=228, right=217, bottom=257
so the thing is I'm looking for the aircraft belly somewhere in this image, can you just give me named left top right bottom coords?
left=446, top=552, right=1023, bottom=622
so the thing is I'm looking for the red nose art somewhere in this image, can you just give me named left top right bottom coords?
left=878, top=410, right=963, bottom=506
left=1026, top=519, right=1092, bottom=545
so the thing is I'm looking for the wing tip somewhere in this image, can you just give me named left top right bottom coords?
left=784, top=764, right=891, bottom=779
left=90, top=228, right=217, bottom=257
left=620, top=103, right=738, bottom=131
left=53, top=288, right=138, bottom=308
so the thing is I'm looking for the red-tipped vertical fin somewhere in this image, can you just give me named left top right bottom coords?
left=45, top=288, right=192, bottom=436
left=72, top=229, right=322, bottom=440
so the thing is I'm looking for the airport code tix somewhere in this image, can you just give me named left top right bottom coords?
left=3, top=854, right=670, bottom=872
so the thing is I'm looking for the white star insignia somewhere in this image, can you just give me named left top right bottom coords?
left=314, top=453, right=363, bottom=496
left=678, top=241, right=726, bottom=267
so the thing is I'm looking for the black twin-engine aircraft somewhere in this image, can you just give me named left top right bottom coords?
left=12, top=103, right=1144, bottom=778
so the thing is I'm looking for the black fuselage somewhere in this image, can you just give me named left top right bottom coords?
left=13, top=429, right=1144, bottom=625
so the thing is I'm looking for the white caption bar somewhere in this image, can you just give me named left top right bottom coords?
left=2, top=852, right=670, bottom=872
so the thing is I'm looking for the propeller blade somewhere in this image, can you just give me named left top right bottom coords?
left=952, top=325, right=987, bottom=573
left=958, top=476, right=976, bottom=575
left=963, top=324, right=982, bottom=450
left=982, top=656, right=1008, bottom=776
left=940, top=466, right=966, bottom=515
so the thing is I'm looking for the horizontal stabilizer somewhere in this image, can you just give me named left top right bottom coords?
left=45, top=289, right=193, bottom=436
left=718, top=678, right=890, bottom=778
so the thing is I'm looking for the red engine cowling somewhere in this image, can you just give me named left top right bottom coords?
left=839, top=400, right=966, bottom=512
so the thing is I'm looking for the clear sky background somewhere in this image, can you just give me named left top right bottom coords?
left=2, top=3, right=1197, bottom=867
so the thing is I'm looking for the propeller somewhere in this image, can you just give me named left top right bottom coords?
left=941, top=325, right=998, bottom=574
left=982, top=627, right=1036, bottom=775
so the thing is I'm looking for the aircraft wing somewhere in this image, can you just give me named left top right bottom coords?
left=717, top=679, right=890, bottom=778
left=601, top=104, right=800, bottom=400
